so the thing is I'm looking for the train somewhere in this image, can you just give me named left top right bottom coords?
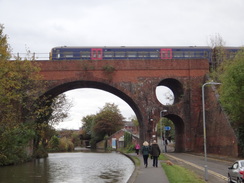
left=50, top=46, right=240, bottom=64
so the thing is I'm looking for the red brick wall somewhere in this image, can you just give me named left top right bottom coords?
left=35, top=59, right=238, bottom=157
left=203, top=86, right=238, bottom=156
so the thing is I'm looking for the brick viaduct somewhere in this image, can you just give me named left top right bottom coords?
left=36, top=59, right=238, bottom=157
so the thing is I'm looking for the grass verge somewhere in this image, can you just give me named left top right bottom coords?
left=158, top=153, right=168, bottom=160
left=161, top=162, right=206, bottom=183
left=131, top=156, right=140, bottom=166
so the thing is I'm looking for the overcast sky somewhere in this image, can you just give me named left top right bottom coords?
left=1, top=0, right=244, bottom=129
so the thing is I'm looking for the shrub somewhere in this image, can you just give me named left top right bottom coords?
left=58, top=137, right=74, bottom=152
left=48, top=135, right=60, bottom=152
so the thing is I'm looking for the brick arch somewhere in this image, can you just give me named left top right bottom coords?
left=42, top=80, right=144, bottom=131
left=163, top=114, right=185, bottom=152
left=158, top=78, right=184, bottom=104
left=35, top=59, right=238, bottom=157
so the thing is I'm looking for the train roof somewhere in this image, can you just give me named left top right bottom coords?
left=52, top=46, right=211, bottom=49
left=51, top=46, right=241, bottom=50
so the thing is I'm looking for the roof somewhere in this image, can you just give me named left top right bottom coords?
left=108, top=128, right=139, bottom=139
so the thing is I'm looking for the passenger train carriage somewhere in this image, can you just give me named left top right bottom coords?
left=50, top=46, right=240, bottom=64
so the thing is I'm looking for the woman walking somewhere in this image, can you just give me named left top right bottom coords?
left=141, top=141, right=150, bottom=168
left=135, top=143, right=140, bottom=156
left=151, top=140, right=161, bottom=167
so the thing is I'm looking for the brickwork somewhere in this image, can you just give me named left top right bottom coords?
left=36, top=59, right=238, bottom=157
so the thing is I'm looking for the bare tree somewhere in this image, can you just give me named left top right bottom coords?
left=209, top=33, right=226, bottom=70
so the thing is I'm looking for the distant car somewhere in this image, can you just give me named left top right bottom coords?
left=228, top=160, right=244, bottom=183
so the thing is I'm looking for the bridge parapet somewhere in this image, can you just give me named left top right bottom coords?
left=36, top=59, right=209, bottom=82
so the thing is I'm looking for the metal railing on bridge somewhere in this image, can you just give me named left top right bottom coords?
left=11, top=53, right=50, bottom=60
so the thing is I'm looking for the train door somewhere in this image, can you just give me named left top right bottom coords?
left=91, top=48, right=103, bottom=60
left=160, top=48, right=172, bottom=59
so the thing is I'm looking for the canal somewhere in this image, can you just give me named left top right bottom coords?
left=0, top=151, right=135, bottom=183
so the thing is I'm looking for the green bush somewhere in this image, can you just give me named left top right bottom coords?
left=48, top=135, right=60, bottom=152
left=71, top=132, right=81, bottom=147
left=58, top=137, right=74, bottom=152
left=125, top=144, right=135, bottom=153
left=33, top=145, right=48, bottom=159
left=0, top=124, right=35, bottom=165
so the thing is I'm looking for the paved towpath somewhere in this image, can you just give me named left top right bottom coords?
left=127, top=153, right=169, bottom=183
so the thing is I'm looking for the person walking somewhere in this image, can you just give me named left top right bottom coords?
left=135, top=143, right=140, bottom=156
left=151, top=140, right=161, bottom=167
left=141, top=141, right=150, bottom=168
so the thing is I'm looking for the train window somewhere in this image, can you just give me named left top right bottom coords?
left=81, top=51, right=91, bottom=58
left=195, top=51, right=204, bottom=58
left=173, top=51, right=183, bottom=58
left=92, top=52, right=96, bottom=58
left=97, top=50, right=102, bottom=58
left=138, top=52, right=148, bottom=57
left=127, top=51, right=137, bottom=57
left=104, top=51, right=113, bottom=57
left=150, top=52, right=159, bottom=58
left=56, top=50, right=60, bottom=58
left=184, top=51, right=194, bottom=57
left=63, top=52, right=73, bottom=58
left=115, top=52, right=126, bottom=57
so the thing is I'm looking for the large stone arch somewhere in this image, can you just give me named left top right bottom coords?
left=42, top=80, right=146, bottom=141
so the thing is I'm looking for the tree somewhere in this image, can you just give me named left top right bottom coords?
left=130, top=115, right=138, bottom=127
left=219, top=49, right=244, bottom=156
left=0, top=24, right=49, bottom=164
left=71, top=131, right=81, bottom=147
left=0, top=24, right=71, bottom=163
left=33, top=93, right=72, bottom=157
left=209, top=33, right=226, bottom=71
left=47, top=135, right=59, bottom=152
left=81, top=114, right=96, bottom=140
left=93, top=103, right=124, bottom=137
left=81, top=103, right=125, bottom=148
left=0, top=24, right=11, bottom=60
left=48, top=94, right=72, bottom=126
left=124, top=131, right=132, bottom=148
left=81, top=114, right=97, bottom=148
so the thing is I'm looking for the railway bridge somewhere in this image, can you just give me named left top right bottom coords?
left=36, top=58, right=238, bottom=157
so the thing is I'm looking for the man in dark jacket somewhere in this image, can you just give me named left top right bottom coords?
left=151, top=140, right=161, bottom=167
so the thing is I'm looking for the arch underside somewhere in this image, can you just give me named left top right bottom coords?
left=43, top=80, right=143, bottom=124
left=165, top=114, right=185, bottom=152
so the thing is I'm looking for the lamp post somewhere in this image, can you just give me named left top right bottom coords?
left=202, top=81, right=221, bottom=181
left=160, top=110, right=167, bottom=153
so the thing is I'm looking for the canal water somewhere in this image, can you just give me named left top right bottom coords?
left=0, top=151, right=135, bottom=183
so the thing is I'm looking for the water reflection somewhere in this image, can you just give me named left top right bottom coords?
left=0, top=152, right=134, bottom=183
